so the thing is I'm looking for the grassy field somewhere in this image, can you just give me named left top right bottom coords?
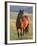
left=10, top=12, right=33, bottom=40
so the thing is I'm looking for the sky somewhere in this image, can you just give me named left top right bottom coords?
left=10, top=5, right=33, bottom=13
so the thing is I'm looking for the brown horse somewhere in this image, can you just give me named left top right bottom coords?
left=16, top=10, right=29, bottom=39
left=16, top=16, right=29, bottom=39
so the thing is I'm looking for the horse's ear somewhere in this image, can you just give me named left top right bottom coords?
left=19, top=10, right=24, bottom=13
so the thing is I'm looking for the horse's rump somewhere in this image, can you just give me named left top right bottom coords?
left=20, top=16, right=29, bottom=30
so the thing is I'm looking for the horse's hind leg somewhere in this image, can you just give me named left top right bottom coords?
left=27, top=24, right=29, bottom=32
left=25, top=24, right=29, bottom=33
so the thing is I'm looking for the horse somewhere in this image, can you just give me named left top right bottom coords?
left=16, top=10, right=29, bottom=39
left=16, top=15, right=29, bottom=39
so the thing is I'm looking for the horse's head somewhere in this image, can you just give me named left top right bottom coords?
left=19, top=10, right=24, bottom=16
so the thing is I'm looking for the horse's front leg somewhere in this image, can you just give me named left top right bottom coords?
left=17, top=29, right=20, bottom=38
left=21, top=24, right=24, bottom=36
left=17, top=31, right=19, bottom=38
left=22, top=28, right=25, bottom=36
left=18, top=29, right=21, bottom=38
left=20, top=28, right=23, bottom=39
left=20, top=30, right=22, bottom=39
